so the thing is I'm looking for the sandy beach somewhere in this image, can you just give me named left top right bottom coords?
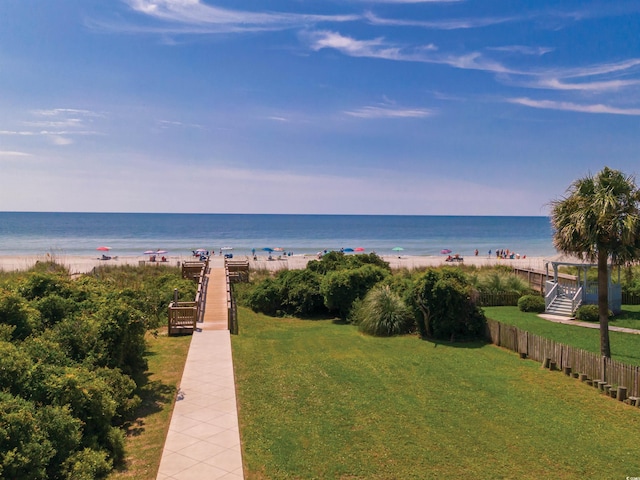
left=0, top=252, right=549, bottom=274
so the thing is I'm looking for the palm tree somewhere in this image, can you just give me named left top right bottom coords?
left=550, top=166, right=640, bottom=358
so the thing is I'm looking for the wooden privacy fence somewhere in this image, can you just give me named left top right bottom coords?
left=169, top=261, right=208, bottom=335
left=486, top=319, right=640, bottom=399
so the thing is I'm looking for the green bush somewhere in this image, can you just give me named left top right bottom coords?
left=321, top=264, right=389, bottom=319
left=411, top=268, right=486, bottom=341
left=517, top=294, right=545, bottom=313
left=62, top=448, right=112, bottom=480
left=0, top=289, right=42, bottom=339
left=575, top=304, right=612, bottom=322
left=33, top=294, right=77, bottom=327
left=277, top=269, right=325, bottom=316
left=245, top=278, right=282, bottom=316
left=355, top=285, right=415, bottom=336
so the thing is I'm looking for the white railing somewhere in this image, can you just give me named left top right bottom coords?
left=545, top=281, right=558, bottom=310
left=571, top=286, right=583, bottom=314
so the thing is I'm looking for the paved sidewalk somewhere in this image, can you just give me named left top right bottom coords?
left=157, top=266, right=244, bottom=480
left=539, top=313, right=640, bottom=334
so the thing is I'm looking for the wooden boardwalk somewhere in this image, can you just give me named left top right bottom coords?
left=201, top=267, right=229, bottom=330
left=157, top=265, right=244, bottom=480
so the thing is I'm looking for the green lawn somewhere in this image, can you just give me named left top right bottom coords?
left=483, top=306, right=640, bottom=366
left=108, top=331, right=192, bottom=480
left=232, top=307, right=640, bottom=479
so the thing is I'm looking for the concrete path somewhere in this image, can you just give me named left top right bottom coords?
left=157, top=264, right=244, bottom=480
left=539, top=313, right=640, bottom=334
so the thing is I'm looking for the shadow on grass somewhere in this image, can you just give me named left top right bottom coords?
left=122, top=367, right=177, bottom=438
left=424, top=337, right=487, bottom=349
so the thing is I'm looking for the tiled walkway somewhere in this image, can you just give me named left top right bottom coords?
left=157, top=265, right=244, bottom=480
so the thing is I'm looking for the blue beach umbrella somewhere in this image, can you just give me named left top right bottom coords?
left=262, top=247, right=273, bottom=252
left=343, top=248, right=354, bottom=253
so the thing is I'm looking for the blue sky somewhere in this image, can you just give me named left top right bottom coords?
left=1, top=0, right=640, bottom=215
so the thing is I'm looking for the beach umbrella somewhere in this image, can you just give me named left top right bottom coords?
left=96, top=246, right=111, bottom=251
left=343, top=248, right=354, bottom=253
left=392, top=247, right=404, bottom=252
left=194, top=248, right=207, bottom=253
left=273, top=247, right=284, bottom=252
left=262, top=247, right=273, bottom=253
left=221, top=246, right=233, bottom=251
left=156, top=250, right=168, bottom=254
left=441, top=249, right=452, bottom=254
left=355, top=247, right=365, bottom=252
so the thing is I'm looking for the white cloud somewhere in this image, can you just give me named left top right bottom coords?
left=344, top=105, right=433, bottom=118
left=117, top=0, right=358, bottom=34
left=488, top=45, right=554, bottom=56
left=0, top=151, right=31, bottom=157
left=508, top=97, right=640, bottom=116
left=306, top=30, right=518, bottom=75
left=364, top=11, right=518, bottom=30
left=526, top=78, right=640, bottom=92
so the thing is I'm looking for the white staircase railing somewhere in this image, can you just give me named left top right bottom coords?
left=545, top=281, right=559, bottom=311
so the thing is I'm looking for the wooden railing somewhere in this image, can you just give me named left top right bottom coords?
left=168, top=261, right=208, bottom=335
left=225, top=259, right=249, bottom=283
left=486, top=319, right=640, bottom=398
left=225, top=263, right=239, bottom=334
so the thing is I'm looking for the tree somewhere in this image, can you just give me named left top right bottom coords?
left=550, top=166, right=640, bottom=358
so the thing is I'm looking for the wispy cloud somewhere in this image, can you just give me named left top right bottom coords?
left=0, top=108, right=103, bottom=145
left=306, top=30, right=513, bottom=74
left=344, top=105, right=433, bottom=118
left=508, top=97, right=640, bottom=116
left=364, top=11, right=518, bottom=30
left=110, top=0, right=358, bottom=34
left=524, top=78, right=640, bottom=92
left=488, top=45, right=554, bottom=56
left=158, top=119, right=204, bottom=129
left=0, top=151, right=31, bottom=157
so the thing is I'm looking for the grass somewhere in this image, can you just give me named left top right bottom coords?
left=108, top=330, right=192, bottom=480
left=232, top=307, right=640, bottom=479
left=483, top=306, right=640, bottom=366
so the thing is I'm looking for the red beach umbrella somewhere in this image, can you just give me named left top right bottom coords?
left=96, top=246, right=111, bottom=251
left=355, top=247, right=365, bottom=252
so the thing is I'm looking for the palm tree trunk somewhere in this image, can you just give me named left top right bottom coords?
left=597, top=249, right=611, bottom=358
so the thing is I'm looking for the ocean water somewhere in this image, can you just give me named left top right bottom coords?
left=0, top=212, right=557, bottom=258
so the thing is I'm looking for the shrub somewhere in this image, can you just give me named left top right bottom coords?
left=0, top=392, right=55, bottom=479
left=412, top=268, right=486, bottom=341
left=277, top=269, right=325, bottom=316
left=17, top=271, right=72, bottom=300
left=62, top=448, right=112, bottom=480
left=245, top=278, right=283, bottom=316
left=321, top=264, right=389, bottom=319
left=575, top=304, right=612, bottom=322
left=33, top=294, right=77, bottom=327
left=0, top=289, right=42, bottom=339
left=517, top=294, right=545, bottom=313
left=355, top=285, right=415, bottom=336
